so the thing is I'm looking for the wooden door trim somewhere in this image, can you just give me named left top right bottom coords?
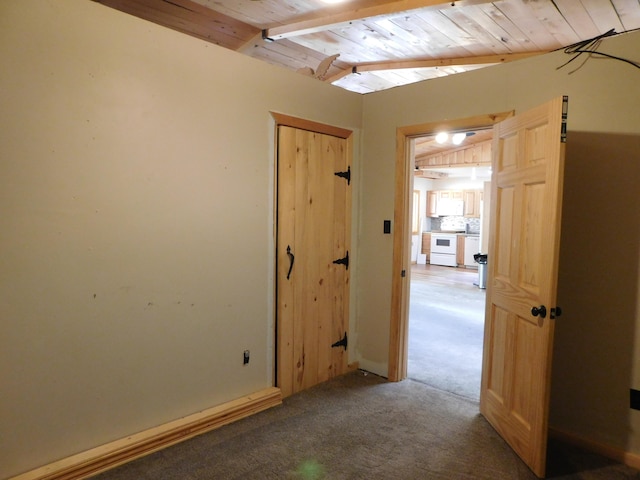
left=271, top=112, right=353, bottom=139
left=388, top=111, right=513, bottom=382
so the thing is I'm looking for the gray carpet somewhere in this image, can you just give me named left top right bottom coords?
left=408, top=268, right=485, bottom=401
left=93, top=371, right=640, bottom=479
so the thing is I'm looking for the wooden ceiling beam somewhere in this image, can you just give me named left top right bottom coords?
left=325, top=51, right=548, bottom=83
left=94, top=0, right=259, bottom=50
left=263, top=0, right=494, bottom=40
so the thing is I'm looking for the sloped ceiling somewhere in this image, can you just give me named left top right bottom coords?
left=94, top=0, right=640, bottom=94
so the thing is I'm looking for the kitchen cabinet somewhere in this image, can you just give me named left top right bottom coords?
left=439, top=190, right=463, bottom=200
left=421, top=232, right=431, bottom=262
left=426, top=191, right=438, bottom=217
left=463, top=189, right=483, bottom=218
left=456, top=235, right=465, bottom=266
left=426, top=190, right=464, bottom=217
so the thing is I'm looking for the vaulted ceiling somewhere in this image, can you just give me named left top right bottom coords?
left=95, top=0, right=640, bottom=94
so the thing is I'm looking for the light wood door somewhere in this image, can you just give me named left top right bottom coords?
left=276, top=125, right=351, bottom=398
left=480, top=96, right=568, bottom=478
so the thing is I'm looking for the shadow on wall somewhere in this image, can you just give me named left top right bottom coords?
left=551, top=132, right=640, bottom=449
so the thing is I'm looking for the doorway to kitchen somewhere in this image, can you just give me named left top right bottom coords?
left=388, top=111, right=512, bottom=383
left=405, top=126, right=494, bottom=401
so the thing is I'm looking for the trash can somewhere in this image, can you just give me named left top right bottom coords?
left=473, top=253, right=488, bottom=289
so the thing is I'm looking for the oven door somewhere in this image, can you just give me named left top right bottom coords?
left=431, top=234, right=457, bottom=254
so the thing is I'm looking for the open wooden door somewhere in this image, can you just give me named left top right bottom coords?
left=480, top=96, right=568, bottom=477
left=276, top=120, right=352, bottom=398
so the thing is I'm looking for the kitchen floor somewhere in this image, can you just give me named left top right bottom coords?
left=408, top=263, right=486, bottom=401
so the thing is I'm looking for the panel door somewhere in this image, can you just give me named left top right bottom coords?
left=480, top=96, right=568, bottom=477
left=276, top=125, right=351, bottom=398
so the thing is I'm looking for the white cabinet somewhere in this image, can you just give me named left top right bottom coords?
left=464, top=236, right=480, bottom=267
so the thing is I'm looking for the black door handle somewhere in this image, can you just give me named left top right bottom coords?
left=531, top=305, right=547, bottom=319
left=286, top=245, right=295, bottom=280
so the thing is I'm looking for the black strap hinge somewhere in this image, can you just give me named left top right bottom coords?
left=333, top=251, right=349, bottom=270
left=331, top=332, right=348, bottom=351
left=334, top=166, right=351, bottom=185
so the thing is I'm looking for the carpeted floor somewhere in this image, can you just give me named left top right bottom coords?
left=93, top=370, right=640, bottom=480
left=91, top=265, right=640, bottom=479
left=408, top=265, right=485, bottom=402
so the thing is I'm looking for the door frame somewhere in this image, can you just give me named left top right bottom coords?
left=271, top=112, right=354, bottom=393
left=388, top=111, right=513, bottom=382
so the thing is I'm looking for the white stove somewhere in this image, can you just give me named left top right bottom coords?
left=430, top=232, right=458, bottom=267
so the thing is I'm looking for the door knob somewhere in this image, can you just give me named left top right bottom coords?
left=531, top=305, right=547, bottom=319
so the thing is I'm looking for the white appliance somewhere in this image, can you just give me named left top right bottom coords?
left=464, top=236, right=480, bottom=267
left=430, top=233, right=457, bottom=267
left=436, top=198, right=464, bottom=216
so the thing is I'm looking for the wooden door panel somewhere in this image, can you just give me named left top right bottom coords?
left=277, top=126, right=297, bottom=399
left=521, top=182, right=546, bottom=289
left=277, top=125, right=350, bottom=398
left=312, top=133, right=338, bottom=387
left=480, top=96, right=567, bottom=477
left=485, top=305, right=509, bottom=401
left=498, top=133, right=518, bottom=170
left=525, top=123, right=549, bottom=165
left=327, top=135, right=349, bottom=382
left=512, top=316, right=537, bottom=421
left=494, top=186, right=515, bottom=280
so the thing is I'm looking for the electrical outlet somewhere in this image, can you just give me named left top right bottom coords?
left=243, top=350, right=250, bottom=365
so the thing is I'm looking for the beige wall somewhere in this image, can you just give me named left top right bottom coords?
left=357, top=28, right=640, bottom=455
left=0, top=1, right=362, bottom=477
left=552, top=131, right=640, bottom=450
left=2, top=0, right=640, bottom=477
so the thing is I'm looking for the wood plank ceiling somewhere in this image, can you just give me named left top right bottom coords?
left=94, top=0, right=640, bottom=94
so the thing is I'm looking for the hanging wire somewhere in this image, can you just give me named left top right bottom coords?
left=557, top=28, right=640, bottom=74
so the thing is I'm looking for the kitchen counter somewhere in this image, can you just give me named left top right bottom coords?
left=424, top=231, right=479, bottom=236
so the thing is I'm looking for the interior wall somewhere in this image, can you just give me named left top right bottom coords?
left=357, top=30, right=640, bottom=452
left=552, top=132, right=640, bottom=451
left=0, top=1, right=362, bottom=477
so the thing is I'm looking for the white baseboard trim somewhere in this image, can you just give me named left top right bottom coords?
left=12, top=387, right=282, bottom=480
left=549, top=426, right=640, bottom=471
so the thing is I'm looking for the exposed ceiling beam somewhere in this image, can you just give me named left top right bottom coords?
left=236, top=31, right=267, bottom=55
left=415, top=170, right=449, bottom=179
left=94, top=0, right=259, bottom=50
left=263, top=0, right=494, bottom=41
left=325, top=51, right=549, bottom=83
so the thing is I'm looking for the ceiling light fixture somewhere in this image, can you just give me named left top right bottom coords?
left=435, top=132, right=448, bottom=144
left=452, top=132, right=466, bottom=145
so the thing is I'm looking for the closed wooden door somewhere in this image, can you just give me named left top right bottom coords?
left=480, top=96, right=568, bottom=478
left=276, top=124, right=351, bottom=398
